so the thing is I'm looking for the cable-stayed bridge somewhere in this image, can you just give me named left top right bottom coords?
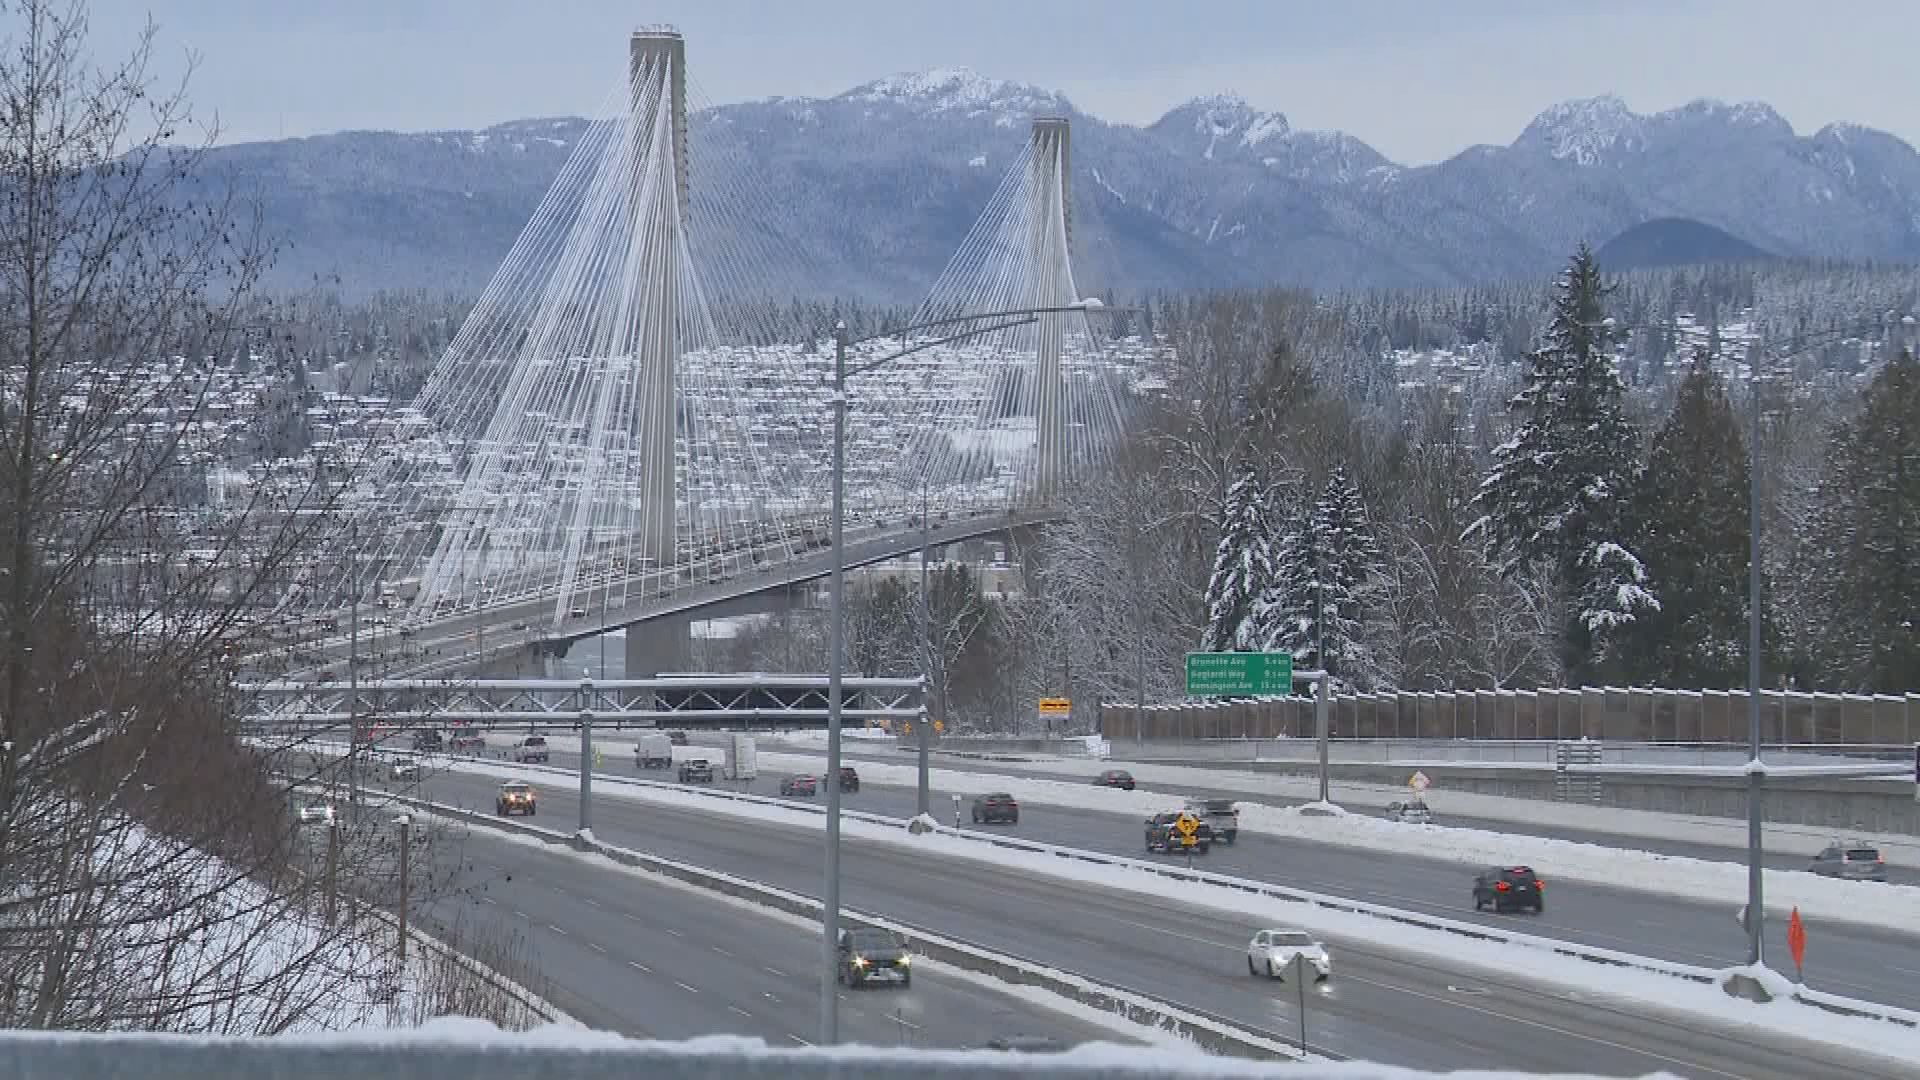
left=268, top=30, right=1131, bottom=681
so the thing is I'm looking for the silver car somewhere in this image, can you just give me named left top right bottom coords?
left=1810, top=840, right=1885, bottom=881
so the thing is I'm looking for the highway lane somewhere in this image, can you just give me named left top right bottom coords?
left=409, top=824, right=1136, bottom=1050
left=537, top=746, right=1920, bottom=1013
left=408, top=768, right=1911, bottom=1078
left=807, top=741, right=1920, bottom=886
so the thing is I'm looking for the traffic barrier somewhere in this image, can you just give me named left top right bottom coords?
left=384, top=789, right=1318, bottom=1060
left=406, top=750, right=1920, bottom=1034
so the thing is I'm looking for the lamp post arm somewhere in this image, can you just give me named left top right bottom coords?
left=845, top=316, right=1039, bottom=379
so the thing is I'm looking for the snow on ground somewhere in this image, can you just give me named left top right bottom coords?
left=688, top=746, right=1920, bottom=934
left=405, top=806, right=1199, bottom=1053
left=542, top=730, right=1920, bottom=870
left=0, top=1015, right=1684, bottom=1077
left=420, top=760, right=1920, bottom=1068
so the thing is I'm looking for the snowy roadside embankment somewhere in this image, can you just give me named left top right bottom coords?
left=708, top=746, right=1920, bottom=935
left=760, top=734, right=1920, bottom=869
left=420, top=755, right=1920, bottom=1067
left=0, top=1018, right=1682, bottom=1078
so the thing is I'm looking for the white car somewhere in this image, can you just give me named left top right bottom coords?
left=1247, top=928, right=1331, bottom=981
left=297, top=803, right=336, bottom=826
left=389, top=757, right=422, bottom=781
left=1385, top=799, right=1433, bottom=825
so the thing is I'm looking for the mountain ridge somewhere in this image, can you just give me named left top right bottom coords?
left=203, top=74, right=1920, bottom=300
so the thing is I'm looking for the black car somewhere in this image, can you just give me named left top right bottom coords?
left=1473, top=865, right=1545, bottom=914
left=838, top=766, right=860, bottom=793
left=1145, top=812, right=1212, bottom=854
left=678, top=759, right=714, bottom=783
left=411, top=729, right=444, bottom=752
left=837, top=927, right=911, bottom=989
left=1094, top=769, right=1135, bottom=791
left=971, top=793, right=1019, bottom=824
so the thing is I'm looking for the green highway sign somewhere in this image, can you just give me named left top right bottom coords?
left=1185, top=651, right=1293, bottom=696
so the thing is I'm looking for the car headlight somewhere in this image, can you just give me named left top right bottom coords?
left=898, top=955, right=910, bottom=966
left=852, top=956, right=868, bottom=967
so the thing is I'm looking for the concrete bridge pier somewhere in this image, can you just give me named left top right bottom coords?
left=625, top=616, right=693, bottom=677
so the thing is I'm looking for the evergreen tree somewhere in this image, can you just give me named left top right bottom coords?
left=1812, top=349, right=1920, bottom=692
left=1300, top=470, right=1379, bottom=680
left=1245, top=494, right=1310, bottom=658
left=1201, top=468, right=1271, bottom=651
left=1468, top=245, right=1655, bottom=678
left=1631, top=354, right=1751, bottom=686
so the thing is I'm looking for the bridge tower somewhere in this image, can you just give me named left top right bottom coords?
left=629, top=30, right=689, bottom=562
left=1028, top=117, right=1072, bottom=504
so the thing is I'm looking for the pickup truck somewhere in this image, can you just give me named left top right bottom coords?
left=1184, top=798, right=1239, bottom=845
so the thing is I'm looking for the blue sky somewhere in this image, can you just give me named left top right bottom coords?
left=78, top=0, right=1920, bottom=164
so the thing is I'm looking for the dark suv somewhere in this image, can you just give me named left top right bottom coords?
left=1094, top=769, right=1135, bottom=791
left=1473, top=865, right=1545, bottom=913
left=971, top=793, right=1019, bottom=824
left=837, top=927, right=911, bottom=989
left=411, top=729, right=444, bottom=752
left=838, top=766, right=860, bottom=793
left=1145, top=812, right=1212, bottom=854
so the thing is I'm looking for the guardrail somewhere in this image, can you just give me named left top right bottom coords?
left=383, top=789, right=1317, bottom=1060
left=0, top=1030, right=1414, bottom=1079
left=415, top=750, right=1920, bottom=1034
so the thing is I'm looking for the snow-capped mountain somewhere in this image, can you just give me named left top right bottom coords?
left=199, top=73, right=1920, bottom=301
left=838, top=67, right=1069, bottom=122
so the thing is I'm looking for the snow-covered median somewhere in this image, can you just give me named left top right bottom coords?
left=426, top=756, right=1920, bottom=1067
left=733, top=746, right=1920, bottom=935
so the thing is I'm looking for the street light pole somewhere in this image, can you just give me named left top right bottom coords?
left=818, top=302, right=1121, bottom=1045
left=1745, top=348, right=1766, bottom=966
left=821, top=320, right=849, bottom=1046
left=917, top=479, right=931, bottom=817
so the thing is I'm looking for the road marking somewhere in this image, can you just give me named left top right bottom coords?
left=588, top=943, right=607, bottom=954
left=673, top=981, right=700, bottom=995
left=710, top=945, right=734, bottom=958
left=1344, top=972, right=1748, bottom=1079
left=479, top=896, right=497, bottom=905
left=665, top=928, right=683, bottom=937
left=628, top=961, right=651, bottom=973
left=512, top=910, right=528, bottom=920
left=762, top=992, right=781, bottom=1003
left=623, top=912, right=641, bottom=921
left=891, top=1016, right=921, bottom=1030
left=582, top=897, right=602, bottom=908
left=787, top=1035, right=812, bottom=1047
left=547, top=924, right=567, bottom=936
left=727, top=1005, right=753, bottom=1018
left=762, top=966, right=786, bottom=978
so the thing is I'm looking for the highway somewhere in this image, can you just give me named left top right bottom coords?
left=532, top=744, right=1920, bottom=1014
left=408, top=824, right=1136, bottom=1050
left=811, top=741, right=1920, bottom=886
left=403, top=765, right=1912, bottom=1078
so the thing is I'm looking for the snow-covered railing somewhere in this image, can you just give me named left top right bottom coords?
left=0, top=1022, right=1532, bottom=1079
left=1101, top=686, right=1920, bottom=746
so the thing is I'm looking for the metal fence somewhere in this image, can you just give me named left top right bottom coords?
left=1099, top=686, right=1920, bottom=745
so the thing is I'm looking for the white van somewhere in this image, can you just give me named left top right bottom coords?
left=634, top=733, right=674, bottom=769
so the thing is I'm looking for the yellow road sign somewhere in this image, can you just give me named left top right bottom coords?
left=933, top=719, right=944, bottom=734
left=1038, top=697, right=1071, bottom=716
left=1175, top=813, right=1201, bottom=845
